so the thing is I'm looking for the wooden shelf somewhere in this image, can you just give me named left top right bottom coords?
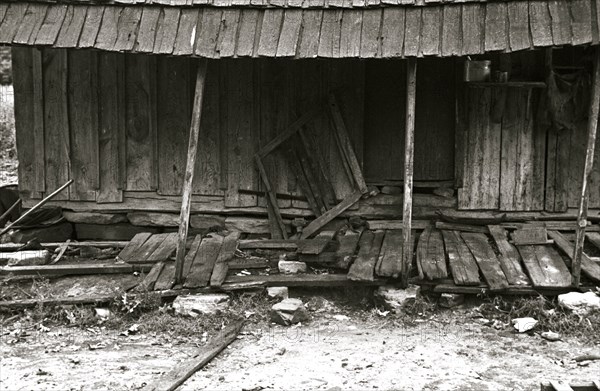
left=466, top=81, right=547, bottom=89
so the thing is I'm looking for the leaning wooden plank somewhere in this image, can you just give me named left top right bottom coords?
left=301, top=190, right=363, bottom=239
left=154, top=261, right=175, bottom=291
left=572, top=47, right=600, bottom=286
left=375, top=230, right=405, bottom=278
left=548, top=230, right=600, bottom=282
left=129, top=233, right=170, bottom=263
left=0, top=263, right=153, bottom=277
left=117, top=232, right=152, bottom=262
left=146, top=321, right=244, bottom=391
left=255, top=155, right=288, bottom=239
left=210, top=232, right=241, bottom=287
left=174, top=61, right=208, bottom=284
left=184, top=235, right=224, bottom=288
left=183, top=235, right=203, bottom=277
left=328, top=94, right=368, bottom=194
left=585, top=231, right=600, bottom=251
left=135, top=261, right=165, bottom=292
left=297, top=232, right=336, bottom=255
left=441, top=230, right=481, bottom=286
left=516, top=245, right=571, bottom=288
left=416, top=228, right=448, bottom=280
left=487, top=225, right=530, bottom=286
left=461, top=232, right=509, bottom=291
left=147, top=232, right=178, bottom=262
left=348, top=230, right=385, bottom=282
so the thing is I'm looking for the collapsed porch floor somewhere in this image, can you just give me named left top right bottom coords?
left=114, top=221, right=600, bottom=296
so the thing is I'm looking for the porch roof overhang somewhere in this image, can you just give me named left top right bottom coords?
left=0, top=0, right=598, bottom=58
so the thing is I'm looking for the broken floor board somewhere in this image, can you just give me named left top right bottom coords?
left=585, top=232, right=600, bottom=251
left=0, top=263, right=153, bottom=276
left=146, top=232, right=178, bottom=262
left=301, top=189, right=363, bottom=239
left=461, top=232, right=510, bottom=291
left=334, top=229, right=362, bottom=269
left=184, top=234, right=223, bottom=288
left=183, top=235, right=203, bottom=277
left=548, top=230, right=600, bottom=282
left=135, top=261, right=165, bottom=292
left=516, top=245, right=571, bottom=288
left=129, top=233, right=172, bottom=263
left=375, top=229, right=405, bottom=278
left=348, top=230, right=385, bottom=282
left=297, top=231, right=336, bottom=255
left=511, top=227, right=550, bottom=245
left=117, top=232, right=153, bottom=262
left=487, top=225, right=530, bottom=286
left=435, top=221, right=488, bottom=234
left=154, top=261, right=175, bottom=291
left=210, top=232, right=241, bottom=287
left=416, top=227, right=448, bottom=280
left=238, top=239, right=298, bottom=250
left=428, top=282, right=578, bottom=296
left=441, top=230, right=481, bottom=286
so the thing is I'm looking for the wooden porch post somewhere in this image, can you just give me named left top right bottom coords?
left=174, top=60, right=208, bottom=285
left=401, top=58, right=417, bottom=288
left=573, top=48, right=600, bottom=287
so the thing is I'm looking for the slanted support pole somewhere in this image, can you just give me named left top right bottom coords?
left=401, top=58, right=417, bottom=288
left=175, top=60, right=208, bottom=285
left=573, top=47, right=600, bottom=287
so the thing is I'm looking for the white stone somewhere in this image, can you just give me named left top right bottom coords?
left=2, top=250, right=51, bottom=266
left=512, top=317, right=538, bottom=333
left=558, top=292, right=600, bottom=315
left=172, top=294, right=230, bottom=317
left=278, top=260, right=307, bottom=274
left=267, top=287, right=289, bottom=300
left=375, top=285, right=420, bottom=313
left=270, top=298, right=309, bottom=325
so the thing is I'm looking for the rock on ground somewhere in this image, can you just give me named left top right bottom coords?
left=558, top=292, right=600, bottom=315
left=267, top=287, right=289, bottom=301
left=439, top=293, right=464, bottom=308
left=375, top=285, right=420, bottom=313
left=270, top=298, right=309, bottom=326
left=172, top=294, right=230, bottom=317
left=278, top=260, right=307, bottom=274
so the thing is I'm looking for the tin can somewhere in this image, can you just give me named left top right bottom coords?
left=464, top=60, right=491, bottom=82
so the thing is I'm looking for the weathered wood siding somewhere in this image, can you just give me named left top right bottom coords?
left=12, top=47, right=365, bottom=211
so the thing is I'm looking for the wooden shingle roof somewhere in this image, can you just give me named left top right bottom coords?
left=0, top=0, right=598, bottom=58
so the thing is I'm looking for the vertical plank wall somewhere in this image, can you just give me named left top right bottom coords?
left=11, top=49, right=365, bottom=209
left=458, top=87, right=546, bottom=210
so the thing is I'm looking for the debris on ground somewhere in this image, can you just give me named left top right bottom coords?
left=270, top=298, right=309, bottom=326
left=439, top=293, right=464, bottom=308
left=172, top=294, right=231, bottom=317
left=541, top=331, right=561, bottom=342
left=375, top=285, right=419, bottom=313
left=267, top=287, right=289, bottom=301
left=1, top=249, right=50, bottom=266
left=558, top=292, right=600, bottom=315
left=512, top=317, right=538, bottom=333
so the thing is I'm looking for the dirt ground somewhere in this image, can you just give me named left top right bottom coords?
left=1, top=288, right=599, bottom=391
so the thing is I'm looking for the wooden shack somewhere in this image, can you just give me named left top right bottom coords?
left=1, top=1, right=600, bottom=231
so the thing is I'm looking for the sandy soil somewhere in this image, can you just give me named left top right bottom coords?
left=1, top=302, right=599, bottom=391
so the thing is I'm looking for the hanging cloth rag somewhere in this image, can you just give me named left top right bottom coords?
left=546, top=69, right=590, bottom=131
